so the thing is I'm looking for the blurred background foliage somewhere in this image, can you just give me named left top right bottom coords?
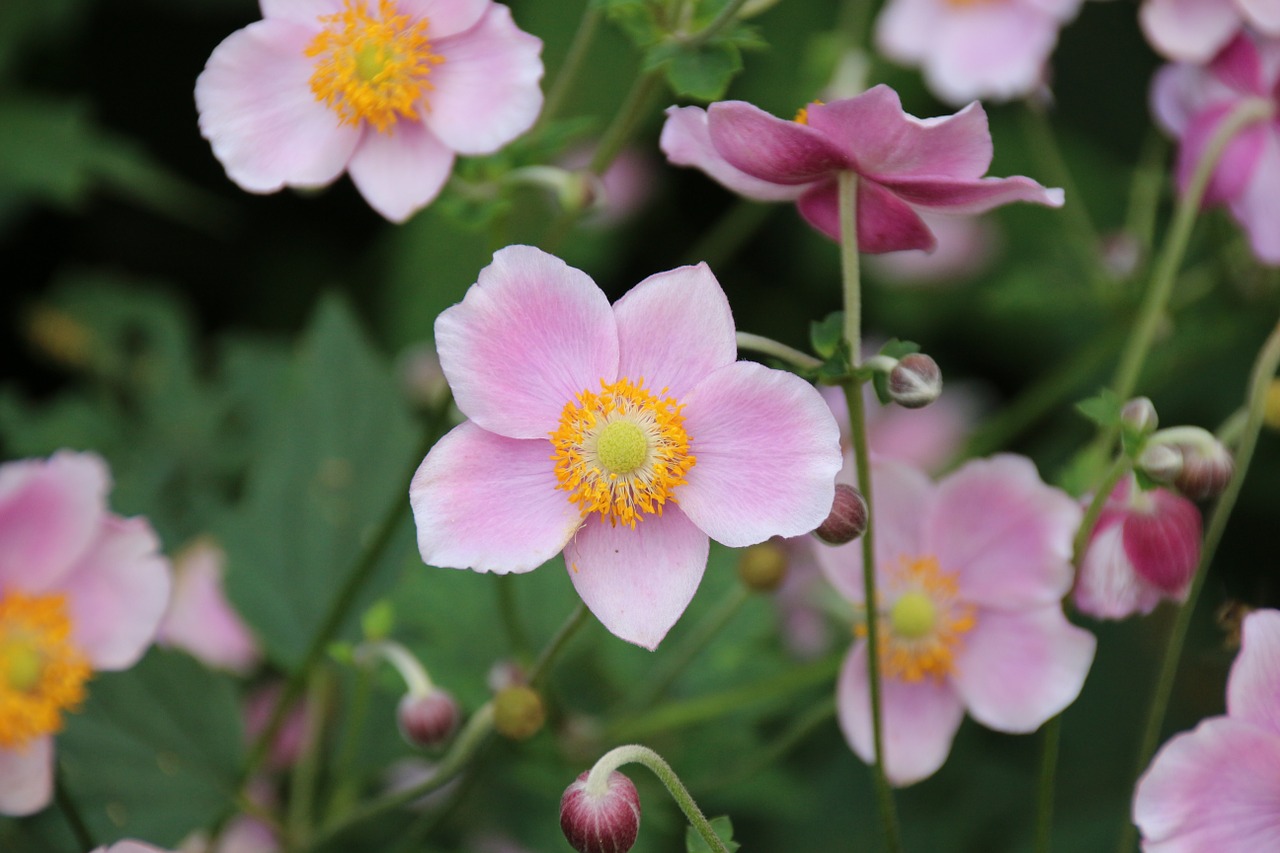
left=2, top=0, right=1279, bottom=850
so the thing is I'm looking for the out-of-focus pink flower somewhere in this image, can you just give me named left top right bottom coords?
left=196, top=0, right=544, bottom=222
left=866, top=212, right=1000, bottom=286
left=398, top=342, right=450, bottom=409
left=409, top=245, right=841, bottom=649
left=874, top=0, right=1084, bottom=105
left=158, top=539, right=260, bottom=674
left=177, top=816, right=278, bottom=853
left=659, top=86, right=1062, bottom=253
left=0, top=452, right=171, bottom=816
left=1133, top=609, right=1280, bottom=850
left=815, top=455, right=1095, bottom=786
left=1151, top=32, right=1280, bottom=265
left=243, top=683, right=311, bottom=771
left=1073, top=476, right=1202, bottom=620
left=1141, top=0, right=1280, bottom=62
left=93, top=843, right=173, bottom=853
left=560, top=144, right=658, bottom=227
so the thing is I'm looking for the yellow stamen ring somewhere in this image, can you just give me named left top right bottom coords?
left=0, top=591, right=91, bottom=748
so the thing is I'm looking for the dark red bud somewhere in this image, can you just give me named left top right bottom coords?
left=397, top=690, right=459, bottom=748
left=560, top=770, right=641, bottom=853
left=1174, top=441, right=1233, bottom=500
left=814, top=484, right=868, bottom=545
left=888, top=353, right=942, bottom=409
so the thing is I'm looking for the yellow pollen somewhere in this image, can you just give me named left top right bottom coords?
left=890, top=592, right=936, bottom=639
left=550, top=377, right=696, bottom=528
left=793, top=100, right=824, bottom=125
left=0, top=591, right=91, bottom=748
left=306, top=0, right=444, bottom=134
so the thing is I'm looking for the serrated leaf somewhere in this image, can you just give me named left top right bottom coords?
left=687, top=815, right=741, bottom=852
left=652, top=40, right=743, bottom=101
left=810, top=311, right=844, bottom=359
left=878, top=338, right=921, bottom=360
left=1076, top=388, right=1123, bottom=428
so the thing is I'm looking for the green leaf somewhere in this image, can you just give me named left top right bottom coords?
left=594, top=0, right=663, bottom=47
left=1076, top=388, right=1123, bottom=428
left=877, top=338, right=921, bottom=361
left=809, top=311, right=844, bottom=359
left=687, top=816, right=741, bottom=852
left=649, top=40, right=743, bottom=101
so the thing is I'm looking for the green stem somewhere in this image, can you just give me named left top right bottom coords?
left=537, top=2, right=601, bottom=130
left=1034, top=715, right=1062, bottom=853
left=1124, top=129, right=1170, bottom=263
left=55, top=768, right=95, bottom=852
left=498, top=575, right=532, bottom=664
left=638, top=585, right=752, bottom=706
left=529, top=602, right=589, bottom=689
left=1072, top=456, right=1131, bottom=564
left=681, top=0, right=750, bottom=46
left=286, top=669, right=331, bottom=845
left=1116, top=316, right=1280, bottom=853
left=326, top=664, right=373, bottom=817
left=735, top=331, right=823, bottom=370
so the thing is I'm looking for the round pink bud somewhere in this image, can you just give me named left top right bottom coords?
left=1121, top=397, right=1158, bottom=437
left=814, top=484, right=868, bottom=545
left=1174, top=440, right=1233, bottom=500
left=888, top=353, right=942, bottom=409
left=398, top=690, right=460, bottom=748
left=560, top=770, right=641, bottom=853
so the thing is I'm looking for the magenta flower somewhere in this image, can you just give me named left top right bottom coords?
left=1152, top=32, right=1280, bottom=264
left=409, top=246, right=842, bottom=649
left=158, top=539, right=261, bottom=674
left=1141, top=0, right=1280, bottom=62
left=0, top=452, right=171, bottom=816
left=659, top=86, right=1063, bottom=253
left=196, top=0, right=543, bottom=222
left=1073, top=476, right=1202, bottom=620
left=1133, top=609, right=1280, bottom=850
left=814, top=455, right=1096, bottom=785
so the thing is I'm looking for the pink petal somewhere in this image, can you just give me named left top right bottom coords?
left=836, top=642, right=966, bottom=786
left=409, top=422, right=582, bottom=574
left=434, top=245, right=619, bottom=439
left=1240, top=0, right=1280, bottom=34
left=259, top=0, right=345, bottom=24
left=61, top=516, right=172, bottom=671
left=806, top=87, right=994, bottom=180
left=1134, top=717, right=1280, bottom=850
left=195, top=20, right=362, bottom=193
left=1123, top=489, right=1201, bottom=594
left=796, top=179, right=938, bottom=252
left=677, top=362, right=842, bottom=547
left=951, top=606, right=1096, bottom=732
left=0, top=737, right=53, bottom=817
left=1072, top=522, right=1164, bottom=620
left=1150, top=64, right=1215, bottom=136
left=875, top=0, right=943, bottom=63
left=659, top=107, right=806, bottom=202
left=706, top=101, right=853, bottom=184
left=1210, top=31, right=1266, bottom=95
left=347, top=119, right=455, bottom=222
left=925, top=5, right=1062, bottom=105
left=1176, top=103, right=1267, bottom=206
left=879, top=174, right=1064, bottom=214
left=424, top=5, right=544, bottom=155
left=1140, top=0, right=1241, bottom=62
left=399, top=0, right=490, bottom=38
left=564, top=509, right=709, bottom=650
left=1226, top=610, right=1280, bottom=734
left=1227, top=129, right=1280, bottom=264
left=612, top=263, right=736, bottom=400
left=0, top=451, right=108, bottom=593
left=157, top=540, right=261, bottom=674
left=96, top=844, right=172, bottom=853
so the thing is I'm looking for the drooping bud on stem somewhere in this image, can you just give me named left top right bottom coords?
left=737, top=541, right=788, bottom=592
left=1142, top=426, right=1234, bottom=500
left=887, top=353, right=942, bottom=409
left=560, top=769, right=642, bottom=853
left=397, top=690, right=460, bottom=748
left=813, top=483, right=868, bottom=545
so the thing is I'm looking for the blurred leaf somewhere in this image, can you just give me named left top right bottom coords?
left=647, top=40, right=743, bottom=101
left=687, top=816, right=740, bottom=852
left=595, top=0, right=663, bottom=47
left=1076, top=388, right=1122, bottom=428
left=809, top=312, right=843, bottom=359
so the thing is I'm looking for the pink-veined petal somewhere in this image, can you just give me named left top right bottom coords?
left=398, top=0, right=490, bottom=38
left=1140, top=0, right=1241, bottom=63
left=1210, top=31, right=1267, bottom=95
left=923, top=5, right=1060, bottom=105
left=434, top=245, right=619, bottom=439
left=612, top=263, right=736, bottom=400
left=0, top=737, right=53, bottom=817
left=1072, top=521, right=1165, bottom=620
left=1227, top=128, right=1280, bottom=264
left=346, top=119, right=455, bottom=222
left=259, top=0, right=344, bottom=24
left=563, top=509, right=709, bottom=650
left=1175, top=103, right=1267, bottom=206
left=677, top=362, right=841, bottom=547
left=659, top=106, right=806, bottom=202
left=877, top=174, right=1064, bottom=215
left=1122, top=489, right=1201, bottom=594
left=1226, top=609, right=1280, bottom=734
left=706, top=102, right=853, bottom=184
left=409, top=422, right=582, bottom=574
left=796, top=179, right=938, bottom=252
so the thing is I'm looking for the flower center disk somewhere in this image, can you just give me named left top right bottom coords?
left=0, top=591, right=91, bottom=748
left=306, top=0, right=444, bottom=133
left=550, top=377, right=695, bottom=528
left=859, top=556, right=975, bottom=682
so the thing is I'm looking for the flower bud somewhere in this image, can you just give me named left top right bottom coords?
left=398, top=689, right=459, bottom=748
left=1174, top=439, right=1233, bottom=500
left=1120, top=397, right=1158, bottom=437
left=493, top=685, right=545, bottom=741
left=1136, top=443, right=1182, bottom=485
left=887, top=353, right=942, bottom=409
left=813, top=484, right=868, bottom=545
left=560, top=770, right=641, bottom=853
left=737, top=541, right=788, bottom=592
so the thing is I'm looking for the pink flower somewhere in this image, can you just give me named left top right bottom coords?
left=0, top=452, right=171, bottom=816
left=1141, top=0, right=1280, bottom=62
left=93, top=843, right=173, bottom=853
left=1073, top=476, right=1202, bottom=620
left=874, top=0, right=1084, bottom=105
left=1133, top=609, right=1280, bottom=850
left=814, top=455, right=1096, bottom=785
left=1151, top=32, right=1280, bottom=264
left=196, top=0, right=544, bottom=222
left=409, top=245, right=842, bottom=649
left=158, top=539, right=261, bottom=674
left=659, top=86, right=1063, bottom=253
left=243, top=682, right=311, bottom=771
left=865, top=212, right=1000, bottom=287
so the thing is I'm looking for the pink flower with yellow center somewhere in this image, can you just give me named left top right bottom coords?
left=0, top=452, right=171, bottom=816
left=409, top=246, right=843, bottom=649
left=815, top=455, right=1096, bottom=785
left=196, top=0, right=543, bottom=222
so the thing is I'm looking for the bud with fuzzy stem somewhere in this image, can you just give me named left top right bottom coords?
left=737, top=542, right=787, bottom=592
left=398, top=690, right=460, bottom=748
left=1121, top=397, right=1159, bottom=437
left=560, top=769, right=641, bottom=853
left=888, top=353, right=942, bottom=409
left=814, top=483, right=868, bottom=545
left=493, top=685, right=545, bottom=740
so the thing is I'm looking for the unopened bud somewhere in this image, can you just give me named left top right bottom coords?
left=560, top=770, right=641, bottom=853
left=1136, top=443, right=1182, bottom=484
left=888, top=353, right=942, bottom=409
left=737, top=541, right=788, bottom=592
left=1120, top=397, right=1158, bottom=437
left=1174, top=440, right=1233, bottom=500
left=398, top=689, right=459, bottom=748
left=813, top=484, right=868, bottom=545
left=493, top=685, right=545, bottom=741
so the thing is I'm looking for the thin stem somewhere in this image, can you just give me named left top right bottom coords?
left=1124, top=130, right=1170, bottom=262
left=537, top=2, right=601, bottom=130
left=497, top=574, right=532, bottom=664
left=55, top=768, right=95, bottom=852
left=358, top=640, right=434, bottom=696
left=1072, top=456, right=1131, bottom=564
left=530, top=602, right=589, bottom=689
left=681, top=0, right=750, bottom=47
left=286, top=669, right=331, bottom=845
left=735, top=331, right=823, bottom=370
left=637, top=585, right=752, bottom=706
left=327, top=663, right=373, bottom=817
left=1034, top=715, right=1062, bottom=853
left=838, top=172, right=862, bottom=358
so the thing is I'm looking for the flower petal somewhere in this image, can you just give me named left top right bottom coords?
left=0, top=737, right=53, bottom=817
left=259, top=0, right=344, bottom=24
left=346, top=119, right=455, bottom=222
left=659, top=106, right=805, bottom=202
left=1227, top=128, right=1280, bottom=265
left=1240, top=0, right=1280, bottom=35
left=409, top=422, right=582, bottom=574
left=923, top=5, right=1062, bottom=105
left=1139, top=0, right=1241, bottom=63
left=563, top=509, right=709, bottom=650
left=875, top=0, right=943, bottom=63
left=677, top=362, right=841, bottom=547
left=157, top=541, right=261, bottom=674
left=878, top=174, right=1064, bottom=214
left=424, top=5, right=544, bottom=155
left=399, top=0, right=490, bottom=38
left=1175, top=103, right=1267, bottom=207
left=836, top=642, right=966, bottom=786
left=1123, top=489, right=1201, bottom=594
left=196, top=20, right=361, bottom=193
left=435, top=245, right=619, bottom=439
left=612, top=263, right=736, bottom=400
left=796, top=179, right=937, bottom=252
left=706, top=101, right=853, bottom=184
left=926, top=455, right=1081, bottom=608
left=1226, top=609, right=1280, bottom=734
left=951, top=606, right=1096, bottom=732
left=1072, top=521, right=1164, bottom=620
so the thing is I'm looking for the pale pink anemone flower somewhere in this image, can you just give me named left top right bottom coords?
left=409, top=245, right=842, bottom=650
left=1141, top=0, right=1280, bottom=62
left=1073, top=476, right=1202, bottom=620
left=158, top=539, right=261, bottom=674
left=814, top=455, right=1096, bottom=785
left=0, top=452, right=171, bottom=816
left=1151, top=31, right=1280, bottom=264
left=659, top=85, right=1063, bottom=253
left=874, top=0, right=1083, bottom=105
left=196, top=0, right=544, bottom=223
left=1133, top=609, right=1280, bottom=850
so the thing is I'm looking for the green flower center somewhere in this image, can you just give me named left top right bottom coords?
left=889, top=591, right=937, bottom=640
left=596, top=421, right=648, bottom=475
